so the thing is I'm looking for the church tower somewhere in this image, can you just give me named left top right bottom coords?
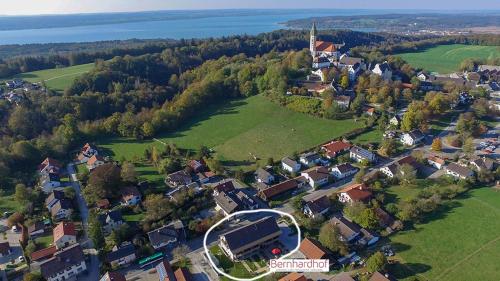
left=310, top=22, right=317, bottom=57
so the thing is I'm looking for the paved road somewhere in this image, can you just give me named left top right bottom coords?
left=67, top=163, right=99, bottom=281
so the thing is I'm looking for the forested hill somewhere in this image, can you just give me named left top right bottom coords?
left=0, top=29, right=409, bottom=79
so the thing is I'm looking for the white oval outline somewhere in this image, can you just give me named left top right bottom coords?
left=203, top=209, right=302, bottom=281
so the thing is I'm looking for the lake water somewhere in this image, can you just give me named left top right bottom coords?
left=0, top=9, right=394, bottom=45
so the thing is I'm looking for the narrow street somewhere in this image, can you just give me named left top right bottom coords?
left=67, top=163, right=100, bottom=281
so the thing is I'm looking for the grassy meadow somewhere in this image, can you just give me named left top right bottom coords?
left=98, top=95, right=363, bottom=171
left=389, top=187, right=500, bottom=281
left=8, top=63, right=94, bottom=92
left=398, top=44, right=500, bottom=74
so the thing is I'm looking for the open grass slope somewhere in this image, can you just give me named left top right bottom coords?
left=390, top=187, right=500, bottom=281
left=9, top=63, right=93, bottom=92
left=398, top=44, right=500, bottom=74
left=99, top=95, right=363, bottom=170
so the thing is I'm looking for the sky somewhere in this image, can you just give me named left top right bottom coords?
left=1, top=0, right=499, bottom=15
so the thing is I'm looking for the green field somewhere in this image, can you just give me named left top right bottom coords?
left=398, top=44, right=500, bottom=74
left=9, top=63, right=94, bottom=92
left=99, top=95, right=363, bottom=170
left=351, top=129, right=383, bottom=145
left=389, top=187, right=500, bottom=281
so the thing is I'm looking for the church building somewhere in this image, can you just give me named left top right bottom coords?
left=310, top=22, right=345, bottom=59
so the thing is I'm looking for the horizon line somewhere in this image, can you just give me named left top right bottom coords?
left=0, top=7, right=498, bottom=17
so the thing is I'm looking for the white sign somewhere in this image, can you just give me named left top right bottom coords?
left=269, top=259, right=330, bottom=272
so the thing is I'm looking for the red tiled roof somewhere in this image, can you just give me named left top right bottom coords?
left=279, top=272, right=308, bottom=281
left=259, top=177, right=303, bottom=200
left=322, top=141, right=351, bottom=157
left=174, top=268, right=193, bottom=281
left=214, top=180, right=235, bottom=193
left=299, top=238, right=328, bottom=259
left=428, top=156, right=445, bottom=165
left=31, top=245, right=57, bottom=262
left=87, top=155, right=105, bottom=165
left=315, top=41, right=337, bottom=52
left=345, top=188, right=373, bottom=202
left=53, top=222, right=76, bottom=243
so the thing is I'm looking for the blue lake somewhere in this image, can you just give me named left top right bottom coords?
left=0, top=9, right=391, bottom=45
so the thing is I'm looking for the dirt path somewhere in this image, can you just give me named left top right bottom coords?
left=44, top=70, right=89, bottom=82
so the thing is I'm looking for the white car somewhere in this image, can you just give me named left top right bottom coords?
left=16, top=256, right=24, bottom=263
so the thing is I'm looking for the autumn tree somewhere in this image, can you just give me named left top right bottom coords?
left=318, top=222, right=348, bottom=256
left=431, top=138, right=442, bottom=151
left=121, top=161, right=138, bottom=183
left=366, top=251, right=387, bottom=272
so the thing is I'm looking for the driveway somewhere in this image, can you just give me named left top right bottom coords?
left=67, top=163, right=99, bottom=281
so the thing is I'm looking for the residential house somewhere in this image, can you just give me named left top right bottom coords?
left=312, top=56, right=331, bottom=69
left=321, top=141, right=351, bottom=159
left=0, top=242, right=11, bottom=257
left=105, top=243, right=136, bottom=267
left=100, top=272, right=127, bottom=281
left=331, top=272, right=355, bottom=281
left=330, top=215, right=361, bottom=243
left=389, top=116, right=401, bottom=127
left=174, top=267, right=194, bottom=281
left=371, top=61, right=392, bottom=80
left=331, top=163, right=358, bottom=179
left=369, top=272, right=395, bottom=281
left=31, top=246, right=57, bottom=263
left=77, top=143, right=98, bottom=163
left=213, top=180, right=235, bottom=196
left=87, top=155, right=106, bottom=171
left=255, top=168, right=275, bottom=184
left=446, top=163, right=474, bottom=180
left=298, top=238, right=329, bottom=260
left=214, top=190, right=258, bottom=216
left=120, top=186, right=142, bottom=206
left=196, top=171, right=216, bottom=184
left=301, top=166, right=330, bottom=188
left=347, top=63, right=363, bottom=81
left=279, top=272, right=308, bottom=281
left=98, top=210, right=124, bottom=235
left=303, top=196, right=330, bottom=218
left=219, top=216, right=281, bottom=261
left=45, top=190, right=66, bottom=211
left=470, top=157, right=495, bottom=172
left=39, top=157, right=62, bottom=175
left=156, top=259, right=176, bottom=281
left=428, top=156, right=445, bottom=170
left=333, top=95, right=351, bottom=109
left=374, top=207, right=401, bottom=233
left=188, top=159, right=205, bottom=173
left=166, top=170, right=192, bottom=187
left=281, top=157, right=301, bottom=173
left=358, top=228, right=379, bottom=247
left=53, top=222, right=77, bottom=249
left=258, top=177, right=306, bottom=201
left=299, top=152, right=321, bottom=167
left=380, top=156, right=419, bottom=179
left=40, top=173, right=61, bottom=193
left=350, top=146, right=377, bottom=163
left=39, top=244, right=87, bottom=281
left=50, top=199, right=73, bottom=220
left=401, top=130, right=425, bottom=146
left=363, top=106, right=375, bottom=116
left=148, top=220, right=186, bottom=250
left=28, top=221, right=46, bottom=238
left=338, top=183, right=372, bottom=204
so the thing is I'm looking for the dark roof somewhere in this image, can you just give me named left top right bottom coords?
left=303, top=166, right=330, bottom=181
left=28, top=221, right=45, bottom=234
left=148, top=220, right=184, bottom=248
left=447, top=163, right=474, bottom=177
left=106, top=244, right=135, bottom=263
left=305, top=196, right=330, bottom=214
left=45, top=190, right=65, bottom=206
left=300, top=152, right=321, bottom=162
left=350, top=146, right=375, bottom=159
left=408, top=129, right=425, bottom=141
left=100, top=272, right=127, bottom=281
left=221, top=216, right=281, bottom=252
left=335, top=163, right=357, bottom=174
left=330, top=215, right=361, bottom=240
left=213, top=180, right=235, bottom=193
left=166, top=170, right=192, bottom=185
left=40, top=244, right=85, bottom=279
left=98, top=210, right=123, bottom=225
left=214, top=191, right=242, bottom=214
left=0, top=242, right=10, bottom=255
left=50, top=199, right=73, bottom=216
left=156, top=259, right=176, bottom=281
left=471, top=157, right=495, bottom=171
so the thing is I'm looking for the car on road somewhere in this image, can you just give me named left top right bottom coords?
left=16, top=256, right=24, bottom=263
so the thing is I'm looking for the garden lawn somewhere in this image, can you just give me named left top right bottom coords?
left=209, top=245, right=253, bottom=280
left=0, top=193, right=22, bottom=213
left=351, top=129, right=383, bottom=145
left=398, top=44, right=500, bottom=74
left=98, top=95, right=363, bottom=171
left=35, top=234, right=53, bottom=249
left=8, top=63, right=94, bottom=92
left=389, top=188, right=500, bottom=281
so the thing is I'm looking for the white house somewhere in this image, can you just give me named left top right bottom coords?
left=87, top=155, right=105, bottom=171
left=299, top=152, right=321, bottom=167
left=401, top=130, right=425, bottom=146
left=40, top=173, right=61, bottom=193
left=255, top=168, right=275, bottom=184
left=446, top=163, right=474, bottom=180
left=350, top=146, right=377, bottom=163
left=303, top=196, right=330, bottom=218
left=428, top=156, right=445, bottom=170
left=281, top=157, right=301, bottom=173
left=371, top=61, right=392, bottom=80
left=301, top=166, right=330, bottom=188
left=106, top=243, right=136, bottom=267
left=347, top=63, right=362, bottom=82
left=39, top=244, right=87, bottom=281
left=53, top=222, right=77, bottom=249
left=331, top=163, right=358, bottom=179
left=389, top=116, right=401, bottom=127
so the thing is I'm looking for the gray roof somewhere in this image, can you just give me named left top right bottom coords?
left=255, top=168, right=273, bottom=181
left=305, top=196, right=330, bottom=214
left=221, top=216, right=281, bottom=252
left=339, top=56, right=363, bottom=66
left=40, top=244, right=85, bottom=279
left=45, top=190, right=65, bottom=206
left=50, top=199, right=73, bottom=216
left=148, top=220, right=185, bottom=248
left=282, top=157, right=299, bottom=168
left=300, top=152, right=321, bottom=162
left=331, top=215, right=361, bottom=241
left=214, top=191, right=241, bottom=214
left=408, top=130, right=425, bottom=141
left=28, top=221, right=45, bottom=234
left=447, top=163, right=474, bottom=177
left=350, top=146, right=375, bottom=159
left=98, top=210, right=123, bottom=226
left=335, top=163, right=357, bottom=174
left=106, top=244, right=135, bottom=263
